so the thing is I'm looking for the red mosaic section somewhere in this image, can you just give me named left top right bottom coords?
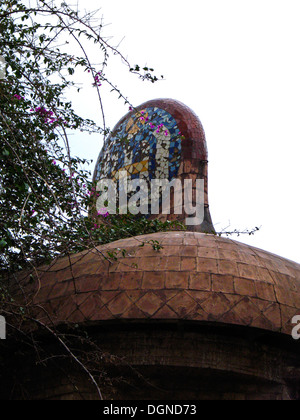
left=15, top=232, right=300, bottom=336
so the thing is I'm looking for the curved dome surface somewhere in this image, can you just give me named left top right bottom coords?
left=92, top=98, right=215, bottom=233
left=93, top=98, right=208, bottom=181
left=23, top=231, right=300, bottom=336
left=14, top=99, right=300, bottom=338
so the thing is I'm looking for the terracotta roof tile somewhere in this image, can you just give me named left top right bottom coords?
left=16, top=232, right=300, bottom=336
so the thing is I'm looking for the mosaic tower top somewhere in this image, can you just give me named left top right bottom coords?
left=93, top=98, right=215, bottom=233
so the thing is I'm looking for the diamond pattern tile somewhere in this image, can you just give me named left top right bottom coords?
left=15, top=232, right=300, bottom=336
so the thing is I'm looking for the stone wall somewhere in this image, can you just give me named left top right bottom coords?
left=1, top=322, right=299, bottom=400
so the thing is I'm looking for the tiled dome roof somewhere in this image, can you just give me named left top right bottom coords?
left=23, top=231, right=300, bottom=336
left=92, top=98, right=215, bottom=233
left=131, top=98, right=208, bottom=161
left=13, top=99, right=300, bottom=339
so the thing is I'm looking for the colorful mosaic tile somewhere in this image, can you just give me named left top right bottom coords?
left=94, top=107, right=182, bottom=184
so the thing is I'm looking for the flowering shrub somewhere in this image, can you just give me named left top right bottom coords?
left=0, top=0, right=187, bottom=401
left=0, top=0, right=175, bottom=277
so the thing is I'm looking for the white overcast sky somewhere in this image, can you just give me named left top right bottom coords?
left=65, top=0, right=300, bottom=263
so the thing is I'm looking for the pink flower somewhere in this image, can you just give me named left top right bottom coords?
left=98, top=208, right=109, bottom=217
left=34, top=106, right=57, bottom=124
left=93, top=71, right=102, bottom=87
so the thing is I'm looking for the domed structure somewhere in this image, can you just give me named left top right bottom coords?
left=93, top=98, right=215, bottom=233
left=4, top=99, right=300, bottom=400
left=24, top=231, right=300, bottom=336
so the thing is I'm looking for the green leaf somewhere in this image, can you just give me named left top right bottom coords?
left=0, top=240, right=7, bottom=248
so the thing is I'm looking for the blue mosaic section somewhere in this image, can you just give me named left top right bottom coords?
left=95, top=107, right=182, bottom=182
